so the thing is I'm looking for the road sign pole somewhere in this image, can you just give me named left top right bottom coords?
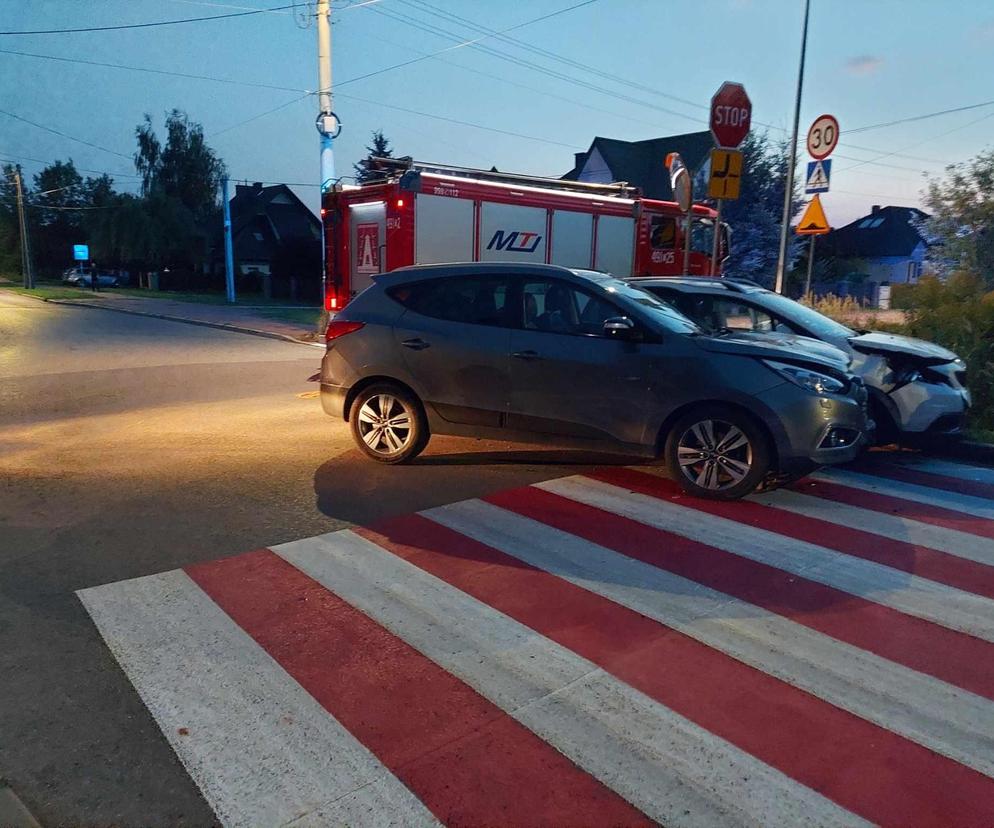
left=710, top=199, right=723, bottom=276
left=805, top=235, right=816, bottom=297
left=222, top=176, right=236, bottom=304
left=774, top=0, right=811, bottom=295
left=684, top=209, right=693, bottom=274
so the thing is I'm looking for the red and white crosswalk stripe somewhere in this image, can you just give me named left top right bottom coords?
left=78, top=456, right=994, bottom=827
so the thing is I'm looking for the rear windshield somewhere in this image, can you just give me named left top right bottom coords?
left=573, top=271, right=703, bottom=335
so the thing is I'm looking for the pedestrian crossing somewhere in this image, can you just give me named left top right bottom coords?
left=78, top=455, right=994, bottom=827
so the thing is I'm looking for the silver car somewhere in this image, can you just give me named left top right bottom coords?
left=320, top=263, right=870, bottom=500
left=639, top=278, right=970, bottom=444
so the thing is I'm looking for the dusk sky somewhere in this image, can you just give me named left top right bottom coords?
left=2, top=0, right=993, bottom=226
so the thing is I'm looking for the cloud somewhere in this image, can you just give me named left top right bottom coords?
left=845, top=55, right=884, bottom=76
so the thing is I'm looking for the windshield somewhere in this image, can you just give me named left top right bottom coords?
left=574, top=270, right=703, bottom=335
left=754, top=291, right=855, bottom=340
left=690, top=218, right=715, bottom=255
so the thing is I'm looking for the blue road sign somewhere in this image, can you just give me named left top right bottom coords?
left=73, top=244, right=89, bottom=261
left=805, top=160, right=831, bottom=194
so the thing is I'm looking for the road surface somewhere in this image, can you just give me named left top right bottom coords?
left=3, top=290, right=994, bottom=827
left=0, top=292, right=625, bottom=826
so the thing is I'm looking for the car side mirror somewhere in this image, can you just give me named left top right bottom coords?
left=603, top=317, right=641, bottom=340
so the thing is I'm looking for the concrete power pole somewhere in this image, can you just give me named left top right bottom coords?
left=315, top=0, right=338, bottom=311
left=316, top=0, right=335, bottom=191
left=13, top=166, right=34, bottom=289
left=774, top=0, right=811, bottom=295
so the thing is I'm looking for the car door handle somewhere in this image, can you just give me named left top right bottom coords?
left=511, top=350, right=541, bottom=360
left=401, top=338, right=430, bottom=351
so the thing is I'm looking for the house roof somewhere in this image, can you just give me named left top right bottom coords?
left=562, top=131, right=714, bottom=199
left=230, top=183, right=320, bottom=242
left=215, top=183, right=321, bottom=262
left=822, top=205, right=930, bottom=259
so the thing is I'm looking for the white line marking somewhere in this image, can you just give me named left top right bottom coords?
left=752, top=487, right=994, bottom=566
left=276, top=530, right=866, bottom=828
left=883, top=456, right=994, bottom=485
left=426, top=492, right=994, bottom=778
left=78, top=570, right=439, bottom=828
left=816, top=469, right=994, bottom=518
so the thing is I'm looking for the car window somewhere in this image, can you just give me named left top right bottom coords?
left=390, top=276, right=510, bottom=327
left=649, top=216, right=676, bottom=250
left=520, top=280, right=623, bottom=336
left=713, top=299, right=774, bottom=332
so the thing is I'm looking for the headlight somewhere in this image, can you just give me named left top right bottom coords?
left=763, top=360, right=846, bottom=394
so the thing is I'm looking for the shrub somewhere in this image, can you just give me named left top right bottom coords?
left=901, top=273, right=994, bottom=431
left=799, top=292, right=865, bottom=323
left=889, top=283, right=917, bottom=310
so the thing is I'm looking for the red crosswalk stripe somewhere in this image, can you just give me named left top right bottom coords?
left=187, top=548, right=653, bottom=828
left=78, top=454, right=994, bottom=827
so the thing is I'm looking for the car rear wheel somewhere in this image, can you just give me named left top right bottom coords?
left=664, top=405, right=770, bottom=500
left=349, top=383, right=429, bottom=464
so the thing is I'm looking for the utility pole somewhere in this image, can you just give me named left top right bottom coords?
left=804, top=235, right=816, bottom=297
left=13, top=166, right=34, bottom=289
left=316, top=0, right=339, bottom=311
left=222, top=176, right=236, bottom=303
left=774, top=0, right=811, bottom=295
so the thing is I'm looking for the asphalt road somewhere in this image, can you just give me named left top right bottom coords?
left=0, top=292, right=628, bottom=827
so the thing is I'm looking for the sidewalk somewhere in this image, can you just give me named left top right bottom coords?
left=47, top=292, right=324, bottom=346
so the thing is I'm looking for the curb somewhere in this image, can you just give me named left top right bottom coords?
left=45, top=299, right=325, bottom=349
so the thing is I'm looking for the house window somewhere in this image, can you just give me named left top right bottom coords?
left=253, top=231, right=264, bottom=241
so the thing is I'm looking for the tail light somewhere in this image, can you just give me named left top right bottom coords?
left=325, top=320, right=364, bottom=342
left=325, top=292, right=339, bottom=311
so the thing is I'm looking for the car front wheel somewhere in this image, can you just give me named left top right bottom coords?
left=349, top=383, right=429, bottom=464
left=664, top=405, right=770, bottom=500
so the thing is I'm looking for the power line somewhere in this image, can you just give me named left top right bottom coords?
left=848, top=99, right=994, bottom=134
left=403, top=0, right=707, bottom=113
left=368, top=5, right=702, bottom=126
left=0, top=154, right=140, bottom=179
left=209, top=92, right=312, bottom=136
left=0, top=48, right=311, bottom=94
left=337, top=92, right=584, bottom=149
left=0, top=3, right=297, bottom=35
left=0, top=109, right=131, bottom=159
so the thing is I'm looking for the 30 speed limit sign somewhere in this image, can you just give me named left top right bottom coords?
left=807, top=114, right=839, bottom=160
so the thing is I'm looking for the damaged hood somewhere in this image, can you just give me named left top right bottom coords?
left=849, top=332, right=960, bottom=365
left=694, top=330, right=851, bottom=373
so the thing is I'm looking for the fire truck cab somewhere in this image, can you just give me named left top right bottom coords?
left=322, top=158, right=727, bottom=310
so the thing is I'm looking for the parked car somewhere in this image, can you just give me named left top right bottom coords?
left=319, top=263, right=870, bottom=500
left=636, top=277, right=970, bottom=445
left=62, top=268, right=120, bottom=287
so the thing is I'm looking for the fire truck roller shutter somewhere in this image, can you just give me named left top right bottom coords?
left=415, top=194, right=474, bottom=265
left=479, top=202, right=548, bottom=263
left=550, top=210, right=594, bottom=269
left=594, top=215, right=635, bottom=277
left=349, top=201, right=386, bottom=297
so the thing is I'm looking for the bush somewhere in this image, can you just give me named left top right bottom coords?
left=901, top=273, right=994, bottom=431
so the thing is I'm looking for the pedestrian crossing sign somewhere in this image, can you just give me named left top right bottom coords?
left=796, top=194, right=830, bottom=235
left=805, top=159, right=831, bottom=194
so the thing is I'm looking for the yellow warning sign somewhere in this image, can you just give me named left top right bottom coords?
left=708, top=149, right=743, bottom=200
left=795, top=194, right=830, bottom=235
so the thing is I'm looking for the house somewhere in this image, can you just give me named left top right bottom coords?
left=213, top=182, right=322, bottom=300
left=821, top=205, right=931, bottom=285
left=562, top=131, right=715, bottom=199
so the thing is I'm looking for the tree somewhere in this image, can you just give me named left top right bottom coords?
left=922, top=149, right=994, bottom=287
left=353, top=130, right=394, bottom=184
left=0, top=163, right=24, bottom=275
left=31, top=160, right=85, bottom=270
left=716, top=132, right=802, bottom=288
left=135, top=110, right=226, bottom=224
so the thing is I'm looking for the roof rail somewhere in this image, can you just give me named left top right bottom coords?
left=366, top=156, right=642, bottom=198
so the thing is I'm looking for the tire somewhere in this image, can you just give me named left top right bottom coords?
left=349, top=383, right=429, bottom=464
left=664, top=404, right=771, bottom=500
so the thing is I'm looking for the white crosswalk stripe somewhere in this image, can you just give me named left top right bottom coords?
left=78, top=456, right=994, bottom=827
left=752, top=486, right=994, bottom=564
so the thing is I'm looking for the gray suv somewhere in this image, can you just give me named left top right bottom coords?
left=320, top=263, right=870, bottom=500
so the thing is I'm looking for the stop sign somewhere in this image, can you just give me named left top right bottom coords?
left=710, top=82, right=752, bottom=149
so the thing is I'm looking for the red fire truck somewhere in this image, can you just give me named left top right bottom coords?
left=321, top=158, right=727, bottom=311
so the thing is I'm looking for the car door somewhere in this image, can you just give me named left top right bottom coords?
left=391, top=274, right=512, bottom=427
left=505, top=278, right=652, bottom=446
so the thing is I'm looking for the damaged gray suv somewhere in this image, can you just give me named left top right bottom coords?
left=320, top=263, right=870, bottom=500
